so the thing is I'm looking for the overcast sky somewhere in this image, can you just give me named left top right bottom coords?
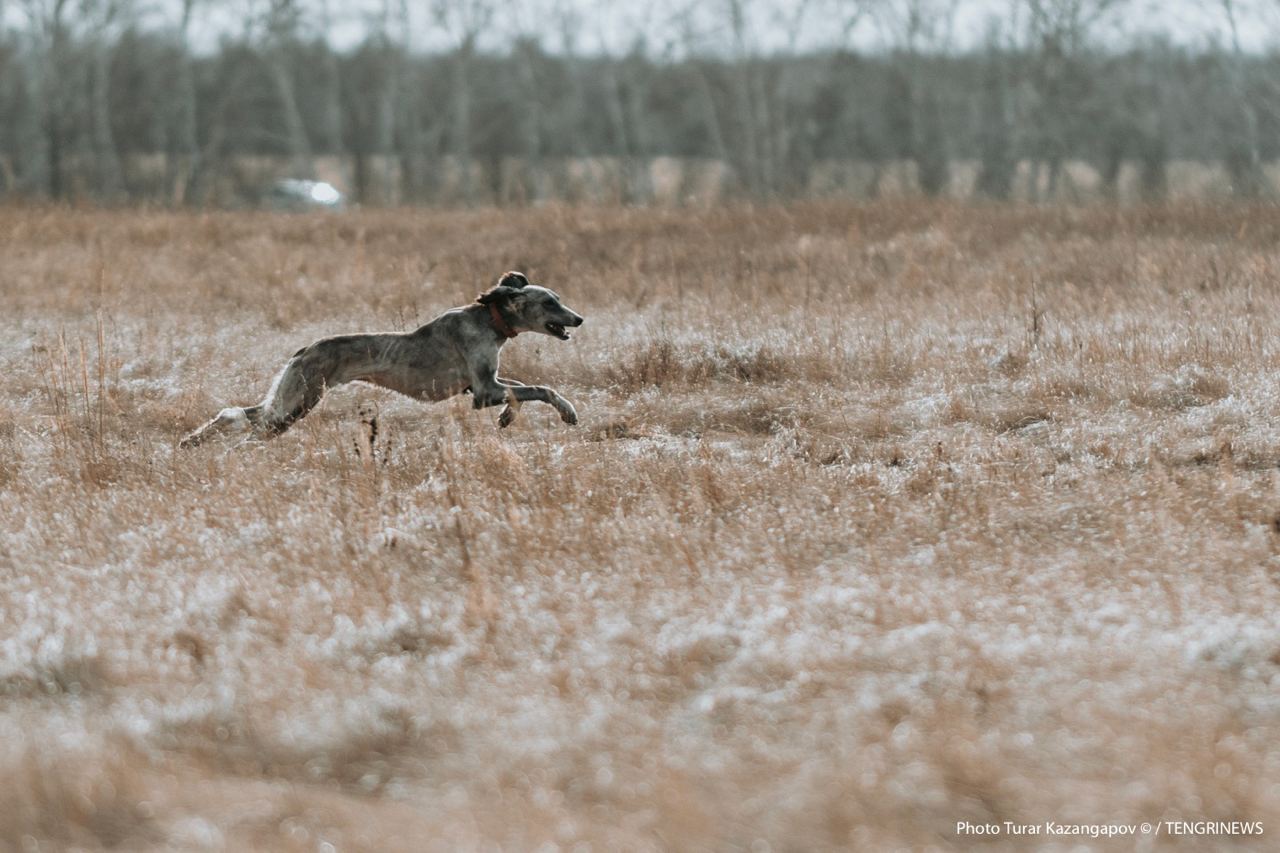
left=4, top=0, right=1276, bottom=55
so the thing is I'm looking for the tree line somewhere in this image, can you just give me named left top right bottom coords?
left=1, top=0, right=1277, bottom=205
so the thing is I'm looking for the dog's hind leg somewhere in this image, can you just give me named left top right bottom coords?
left=179, top=355, right=326, bottom=448
left=254, top=354, right=328, bottom=437
left=181, top=335, right=385, bottom=447
left=179, top=405, right=257, bottom=448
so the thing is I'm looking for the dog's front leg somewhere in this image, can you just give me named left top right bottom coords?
left=496, top=377, right=525, bottom=428
left=473, top=378, right=577, bottom=426
left=506, top=383, right=577, bottom=425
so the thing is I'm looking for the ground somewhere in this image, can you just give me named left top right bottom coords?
left=2, top=202, right=1279, bottom=851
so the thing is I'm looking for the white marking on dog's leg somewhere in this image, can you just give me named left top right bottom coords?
left=218, top=407, right=251, bottom=433
left=180, top=406, right=248, bottom=448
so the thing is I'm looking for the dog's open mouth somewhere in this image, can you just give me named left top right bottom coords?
left=546, top=322, right=571, bottom=340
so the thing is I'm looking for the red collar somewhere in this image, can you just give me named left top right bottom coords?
left=488, top=302, right=518, bottom=339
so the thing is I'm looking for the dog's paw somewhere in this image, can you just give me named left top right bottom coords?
left=560, top=405, right=579, bottom=426
left=498, top=406, right=517, bottom=428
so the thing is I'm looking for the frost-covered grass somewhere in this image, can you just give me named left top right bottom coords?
left=3, top=202, right=1280, bottom=850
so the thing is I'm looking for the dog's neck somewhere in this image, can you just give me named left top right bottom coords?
left=487, top=302, right=518, bottom=339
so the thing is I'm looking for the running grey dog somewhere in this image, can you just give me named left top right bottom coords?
left=180, top=271, right=583, bottom=448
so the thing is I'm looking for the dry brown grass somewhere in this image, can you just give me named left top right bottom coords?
left=3, top=201, right=1280, bottom=850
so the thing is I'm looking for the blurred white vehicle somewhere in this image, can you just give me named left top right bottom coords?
left=264, top=179, right=344, bottom=211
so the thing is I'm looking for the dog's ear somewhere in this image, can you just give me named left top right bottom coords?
left=477, top=271, right=530, bottom=305
left=476, top=284, right=523, bottom=305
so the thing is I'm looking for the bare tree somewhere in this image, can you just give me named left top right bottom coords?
left=548, top=0, right=587, bottom=198
left=723, top=0, right=764, bottom=193
left=258, top=0, right=312, bottom=176
left=15, top=0, right=73, bottom=197
left=595, top=29, right=654, bottom=204
left=674, top=6, right=729, bottom=179
left=1134, top=49, right=1170, bottom=200
left=507, top=0, right=549, bottom=203
left=169, top=0, right=202, bottom=203
left=431, top=0, right=494, bottom=203
left=975, top=22, right=1016, bottom=199
left=873, top=0, right=961, bottom=196
left=375, top=0, right=405, bottom=202
left=1, top=14, right=43, bottom=194
left=314, top=0, right=344, bottom=156
left=1016, top=0, right=1127, bottom=199
left=762, top=0, right=822, bottom=195
left=84, top=0, right=133, bottom=199
left=1220, top=0, right=1266, bottom=196
left=677, top=0, right=815, bottom=197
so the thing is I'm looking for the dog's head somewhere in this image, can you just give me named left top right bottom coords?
left=476, top=271, right=584, bottom=340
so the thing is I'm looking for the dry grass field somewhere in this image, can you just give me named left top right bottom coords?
left=4, top=202, right=1280, bottom=851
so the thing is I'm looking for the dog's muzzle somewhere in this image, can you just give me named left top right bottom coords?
left=546, top=315, right=584, bottom=340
